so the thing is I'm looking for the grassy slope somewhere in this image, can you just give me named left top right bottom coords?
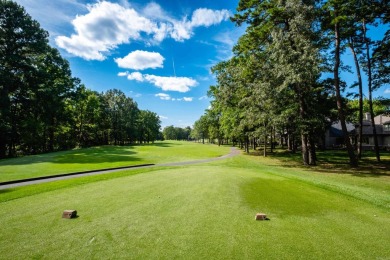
left=0, top=148, right=389, bottom=259
left=0, top=141, right=230, bottom=182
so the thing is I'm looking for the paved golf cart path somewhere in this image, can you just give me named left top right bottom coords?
left=0, top=147, right=240, bottom=190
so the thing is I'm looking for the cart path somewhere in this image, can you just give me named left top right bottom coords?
left=0, top=147, right=240, bottom=190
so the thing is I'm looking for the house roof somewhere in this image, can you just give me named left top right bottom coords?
left=374, top=114, right=390, bottom=125
left=329, top=126, right=346, bottom=137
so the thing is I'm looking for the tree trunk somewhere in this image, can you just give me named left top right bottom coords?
left=280, top=129, right=284, bottom=149
left=49, top=114, right=57, bottom=152
left=245, top=136, right=249, bottom=153
left=298, top=88, right=310, bottom=165
left=362, top=19, right=380, bottom=162
left=0, top=134, right=7, bottom=158
left=270, top=127, right=274, bottom=153
left=301, top=134, right=309, bottom=165
left=334, top=17, right=358, bottom=167
left=0, top=87, right=10, bottom=158
left=348, top=37, right=363, bottom=159
left=292, top=138, right=297, bottom=153
left=9, top=101, right=17, bottom=157
left=308, top=134, right=317, bottom=165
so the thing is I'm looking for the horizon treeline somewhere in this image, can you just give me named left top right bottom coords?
left=193, top=0, right=389, bottom=167
left=0, top=1, right=161, bottom=159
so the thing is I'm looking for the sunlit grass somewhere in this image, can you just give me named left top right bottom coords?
left=0, top=141, right=230, bottom=182
left=0, top=152, right=389, bottom=259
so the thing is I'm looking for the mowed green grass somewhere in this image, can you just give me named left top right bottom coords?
left=0, top=141, right=230, bottom=182
left=0, top=150, right=389, bottom=259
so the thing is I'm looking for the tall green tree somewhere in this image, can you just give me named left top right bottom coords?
left=192, top=115, right=209, bottom=144
left=326, top=0, right=389, bottom=161
left=322, top=0, right=358, bottom=167
left=35, top=47, right=75, bottom=152
left=0, top=0, right=49, bottom=157
left=72, top=84, right=106, bottom=147
left=231, top=0, right=323, bottom=164
left=137, top=110, right=161, bottom=143
left=163, top=125, right=177, bottom=140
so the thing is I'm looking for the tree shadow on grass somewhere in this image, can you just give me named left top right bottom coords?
left=0, top=146, right=142, bottom=166
left=315, top=150, right=390, bottom=177
left=245, top=149, right=303, bottom=168
left=0, top=189, right=14, bottom=194
left=54, top=150, right=142, bottom=164
left=0, top=141, right=182, bottom=166
left=245, top=148, right=390, bottom=178
left=144, top=142, right=176, bottom=147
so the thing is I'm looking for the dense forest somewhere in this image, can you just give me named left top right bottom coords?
left=0, top=1, right=162, bottom=159
left=192, top=0, right=390, bottom=167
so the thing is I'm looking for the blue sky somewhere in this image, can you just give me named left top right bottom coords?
left=13, top=1, right=390, bottom=128
left=14, top=0, right=243, bottom=128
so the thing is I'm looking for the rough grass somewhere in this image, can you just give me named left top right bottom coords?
left=0, top=141, right=230, bottom=182
left=0, top=147, right=389, bottom=259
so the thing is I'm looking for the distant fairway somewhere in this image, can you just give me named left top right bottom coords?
left=0, top=144, right=389, bottom=259
left=0, top=141, right=230, bottom=182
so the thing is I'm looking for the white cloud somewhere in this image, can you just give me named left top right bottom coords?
left=155, top=93, right=171, bottom=100
left=155, top=95, right=192, bottom=102
left=55, top=1, right=230, bottom=60
left=144, top=75, right=198, bottom=92
left=142, top=2, right=167, bottom=20
left=55, top=1, right=157, bottom=60
left=170, top=19, right=192, bottom=41
left=127, top=72, right=144, bottom=81
left=385, top=88, right=390, bottom=94
left=118, top=72, right=128, bottom=77
left=159, top=115, right=168, bottom=120
left=169, top=9, right=230, bottom=42
left=114, top=50, right=164, bottom=70
left=122, top=72, right=197, bottom=92
left=190, top=8, right=230, bottom=28
left=199, top=96, right=208, bottom=100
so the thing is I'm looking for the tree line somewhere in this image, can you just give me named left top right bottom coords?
left=162, top=126, right=192, bottom=141
left=193, top=0, right=389, bottom=167
left=0, top=1, right=161, bottom=158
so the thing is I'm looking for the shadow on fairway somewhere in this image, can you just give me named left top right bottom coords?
left=143, top=142, right=176, bottom=147
left=0, top=142, right=182, bottom=166
left=243, top=148, right=390, bottom=177
left=53, top=150, right=142, bottom=164
left=0, top=146, right=142, bottom=166
left=0, top=189, right=13, bottom=194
